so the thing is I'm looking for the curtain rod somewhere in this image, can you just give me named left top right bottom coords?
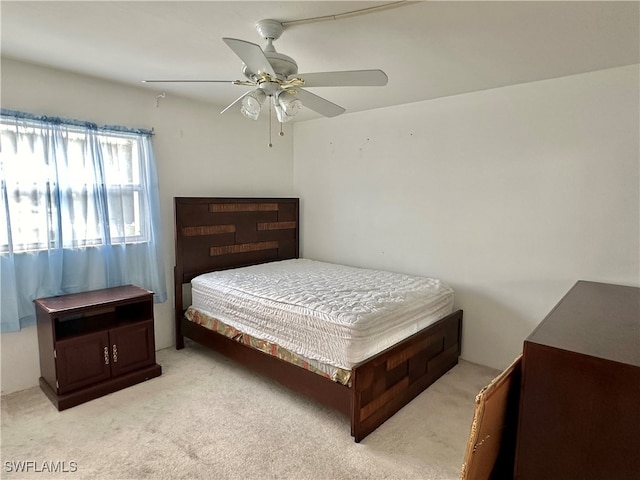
left=0, top=108, right=154, bottom=136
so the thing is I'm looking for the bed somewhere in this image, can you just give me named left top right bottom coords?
left=174, top=197, right=463, bottom=442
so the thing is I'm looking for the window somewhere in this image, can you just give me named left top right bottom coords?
left=1, top=110, right=166, bottom=333
left=1, top=120, right=148, bottom=252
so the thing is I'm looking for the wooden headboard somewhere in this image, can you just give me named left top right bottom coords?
left=174, top=197, right=299, bottom=325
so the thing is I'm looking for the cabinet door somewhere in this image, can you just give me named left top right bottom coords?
left=56, top=331, right=111, bottom=394
left=109, top=320, right=155, bottom=377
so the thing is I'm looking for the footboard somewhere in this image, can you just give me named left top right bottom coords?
left=350, top=309, right=463, bottom=442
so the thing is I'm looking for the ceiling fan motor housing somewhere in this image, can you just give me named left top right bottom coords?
left=242, top=49, right=298, bottom=82
left=241, top=19, right=298, bottom=82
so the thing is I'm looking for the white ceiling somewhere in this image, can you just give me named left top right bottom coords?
left=2, top=1, right=639, bottom=121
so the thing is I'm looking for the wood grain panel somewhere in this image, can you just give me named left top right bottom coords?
left=182, top=225, right=236, bottom=236
left=209, top=241, right=279, bottom=257
left=386, top=337, right=431, bottom=370
left=209, top=203, right=279, bottom=213
left=257, top=221, right=297, bottom=231
left=351, top=310, right=462, bottom=441
left=360, top=377, right=410, bottom=421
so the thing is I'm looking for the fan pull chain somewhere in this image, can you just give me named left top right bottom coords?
left=280, top=122, right=284, bottom=137
left=268, top=96, right=273, bottom=148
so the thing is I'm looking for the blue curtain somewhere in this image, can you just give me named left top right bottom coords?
left=0, top=110, right=167, bottom=333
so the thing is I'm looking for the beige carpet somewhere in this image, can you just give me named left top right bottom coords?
left=1, top=341, right=498, bottom=480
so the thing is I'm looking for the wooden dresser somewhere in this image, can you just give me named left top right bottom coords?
left=514, top=281, right=640, bottom=479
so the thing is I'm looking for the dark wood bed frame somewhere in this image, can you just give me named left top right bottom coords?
left=174, top=197, right=463, bottom=442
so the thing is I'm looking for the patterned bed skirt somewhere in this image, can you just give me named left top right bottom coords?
left=185, top=306, right=352, bottom=386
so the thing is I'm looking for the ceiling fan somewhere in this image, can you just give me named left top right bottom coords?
left=144, top=19, right=388, bottom=125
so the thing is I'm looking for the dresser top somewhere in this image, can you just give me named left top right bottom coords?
left=526, top=281, right=640, bottom=367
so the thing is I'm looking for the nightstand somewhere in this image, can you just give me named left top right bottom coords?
left=35, top=285, right=162, bottom=410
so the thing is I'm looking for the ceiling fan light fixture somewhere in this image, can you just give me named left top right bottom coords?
left=240, top=89, right=266, bottom=120
left=275, top=89, right=302, bottom=122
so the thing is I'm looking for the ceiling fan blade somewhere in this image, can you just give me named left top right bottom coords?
left=142, top=80, right=235, bottom=83
left=295, top=89, right=345, bottom=118
left=222, top=37, right=276, bottom=77
left=295, top=69, right=388, bottom=87
left=220, top=91, right=252, bottom=115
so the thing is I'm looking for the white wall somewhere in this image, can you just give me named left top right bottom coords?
left=293, top=65, right=640, bottom=370
left=2, top=59, right=638, bottom=392
left=0, top=58, right=294, bottom=394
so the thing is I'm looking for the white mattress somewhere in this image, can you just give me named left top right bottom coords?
left=190, top=258, right=454, bottom=370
